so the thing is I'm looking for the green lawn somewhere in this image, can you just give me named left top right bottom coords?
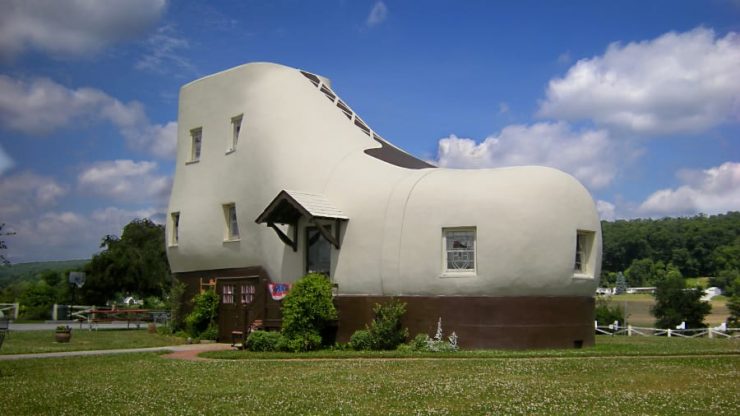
left=203, top=335, right=740, bottom=360
left=1, top=336, right=738, bottom=415
left=0, top=329, right=186, bottom=355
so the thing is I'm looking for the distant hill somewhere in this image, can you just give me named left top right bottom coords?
left=0, top=259, right=88, bottom=288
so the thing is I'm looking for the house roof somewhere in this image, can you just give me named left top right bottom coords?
left=255, top=190, right=348, bottom=225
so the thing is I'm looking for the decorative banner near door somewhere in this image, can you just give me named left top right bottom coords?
left=268, top=283, right=291, bottom=300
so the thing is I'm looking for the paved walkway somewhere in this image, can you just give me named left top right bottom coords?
left=0, top=343, right=232, bottom=361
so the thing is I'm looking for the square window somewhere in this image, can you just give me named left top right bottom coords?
left=574, top=230, right=595, bottom=276
left=240, top=284, right=255, bottom=304
left=222, top=284, right=234, bottom=304
left=170, top=212, right=180, bottom=246
left=443, top=227, right=476, bottom=273
left=230, top=115, right=243, bottom=152
left=190, top=128, right=202, bottom=162
left=223, top=203, right=239, bottom=240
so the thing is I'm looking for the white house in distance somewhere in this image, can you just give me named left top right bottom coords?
left=166, top=62, right=602, bottom=349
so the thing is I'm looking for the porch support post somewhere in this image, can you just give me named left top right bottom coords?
left=268, top=222, right=298, bottom=252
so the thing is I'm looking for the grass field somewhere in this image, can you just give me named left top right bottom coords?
left=607, top=294, right=730, bottom=327
left=1, top=336, right=738, bottom=415
left=0, top=329, right=186, bottom=355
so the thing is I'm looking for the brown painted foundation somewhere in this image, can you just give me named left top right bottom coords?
left=175, top=266, right=594, bottom=349
left=334, top=295, right=595, bottom=349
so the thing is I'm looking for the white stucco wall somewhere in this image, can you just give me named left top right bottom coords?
left=167, top=62, right=601, bottom=297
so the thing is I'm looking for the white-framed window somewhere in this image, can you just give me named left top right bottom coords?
left=574, top=230, right=595, bottom=276
left=190, top=127, right=202, bottom=162
left=241, top=284, right=255, bottom=304
left=170, top=212, right=180, bottom=246
left=229, top=114, right=243, bottom=152
left=223, top=203, right=240, bottom=240
left=222, top=284, right=234, bottom=304
left=443, top=227, right=476, bottom=274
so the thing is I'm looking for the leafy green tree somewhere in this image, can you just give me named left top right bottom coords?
left=81, top=219, right=170, bottom=305
left=652, top=268, right=711, bottom=329
left=626, top=258, right=656, bottom=287
left=280, top=273, right=337, bottom=352
left=727, top=296, right=740, bottom=328
left=709, top=269, right=740, bottom=297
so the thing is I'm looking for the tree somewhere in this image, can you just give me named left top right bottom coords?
left=280, top=273, right=337, bottom=352
left=652, top=268, right=711, bottom=329
left=727, top=296, right=740, bottom=328
left=81, top=219, right=171, bottom=305
left=615, top=272, right=628, bottom=295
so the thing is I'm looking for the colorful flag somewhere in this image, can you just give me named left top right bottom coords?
left=268, top=283, right=291, bottom=301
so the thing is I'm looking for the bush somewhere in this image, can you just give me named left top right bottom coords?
left=367, top=299, right=409, bottom=350
left=595, top=297, right=626, bottom=326
left=280, top=273, right=337, bottom=352
left=349, top=329, right=373, bottom=351
left=185, top=289, right=219, bottom=338
left=246, top=330, right=283, bottom=352
left=409, top=333, right=430, bottom=351
left=200, top=323, right=218, bottom=341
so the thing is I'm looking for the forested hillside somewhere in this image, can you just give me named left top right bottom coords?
left=601, top=212, right=739, bottom=291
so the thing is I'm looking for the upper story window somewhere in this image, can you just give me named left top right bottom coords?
left=229, top=115, right=243, bottom=152
left=443, top=227, right=476, bottom=274
left=170, top=212, right=180, bottom=246
left=574, top=230, right=595, bottom=277
left=190, top=128, right=202, bottom=162
left=224, top=203, right=240, bottom=241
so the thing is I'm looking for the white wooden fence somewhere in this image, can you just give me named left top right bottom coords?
left=595, top=321, right=739, bottom=339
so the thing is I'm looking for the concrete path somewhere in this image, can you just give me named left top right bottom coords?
left=0, top=343, right=232, bottom=361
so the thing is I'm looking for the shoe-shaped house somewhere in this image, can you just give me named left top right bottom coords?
left=167, top=62, right=602, bottom=349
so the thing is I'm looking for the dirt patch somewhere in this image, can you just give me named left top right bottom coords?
left=161, top=343, right=233, bottom=361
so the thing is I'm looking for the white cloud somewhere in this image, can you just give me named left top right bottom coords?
left=5, top=207, right=161, bottom=262
left=638, top=162, right=740, bottom=216
left=0, top=75, right=177, bottom=158
left=0, top=0, right=166, bottom=59
left=78, top=160, right=171, bottom=203
left=0, top=172, right=67, bottom=217
left=539, top=27, right=740, bottom=135
left=596, top=200, right=617, bottom=221
left=0, top=144, right=13, bottom=175
left=135, top=25, right=195, bottom=76
left=366, top=2, right=389, bottom=27
left=434, top=121, right=629, bottom=189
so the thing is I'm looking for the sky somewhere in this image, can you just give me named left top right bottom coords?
left=0, top=0, right=738, bottom=263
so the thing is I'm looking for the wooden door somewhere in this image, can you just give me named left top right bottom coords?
left=217, top=277, right=261, bottom=341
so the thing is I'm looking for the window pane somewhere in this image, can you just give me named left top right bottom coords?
left=229, top=205, right=239, bottom=239
left=444, top=229, right=475, bottom=272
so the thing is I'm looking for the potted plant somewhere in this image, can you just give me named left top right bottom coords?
left=54, top=325, right=72, bottom=343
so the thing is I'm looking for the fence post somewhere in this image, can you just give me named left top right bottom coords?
left=708, top=328, right=714, bottom=339
left=668, top=329, right=672, bottom=337
left=14, top=303, right=19, bottom=320
left=627, top=325, right=632, bottom=336
left=52, top=304, right=58, bottom=321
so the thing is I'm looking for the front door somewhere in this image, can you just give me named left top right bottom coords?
left=306, top=226, right=331, bottom=276
left=217, top=277, right=261, bottom=340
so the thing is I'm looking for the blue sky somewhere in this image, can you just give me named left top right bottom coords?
left=0, top=0, right=738, bottom=262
